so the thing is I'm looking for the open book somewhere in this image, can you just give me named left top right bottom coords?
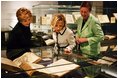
left=45, top=39, right=55, bottom=46
left=97, top=56, right=117, bottom=66
left=112, top=45, right=117, bottom=51
left=20, top=59, right=80, bottom=77
left=1, top=52, right=41, bottom=72
left=65, top=14, right=75, bottom=24
left=104, top=35, right=116, bottom=40
left=97, top=15, right=110, bottom=23
left=1, top=57, right=21, bottom=72
left=100, top=46, right=108, bottom=52
left=13, top=52, right=41, bottom=67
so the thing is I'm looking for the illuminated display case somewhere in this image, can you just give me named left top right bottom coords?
left=31, top=4, right=81, bottom=34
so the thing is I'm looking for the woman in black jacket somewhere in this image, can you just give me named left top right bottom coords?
left=6, top=7, right=32, bottom=60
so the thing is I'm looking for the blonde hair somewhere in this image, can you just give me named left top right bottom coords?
left=16, top=7, right=32, bottom=22
left=51, top=13, right=66, bottom=28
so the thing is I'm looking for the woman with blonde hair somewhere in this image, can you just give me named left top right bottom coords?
left=51, top=13, right=76, bottom=56
left=6, top=7, right=33, bottom=60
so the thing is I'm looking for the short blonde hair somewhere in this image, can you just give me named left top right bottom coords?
left=16, top=7, right=32, bottom=22
left=51, top=13, right=66, bottom=28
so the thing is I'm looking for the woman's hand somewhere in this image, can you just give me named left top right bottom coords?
left=76, top=37, right=88, bottom=44
left=76, top=37, right=80, bottom=44
left=64, top=48, right=72, bottom=55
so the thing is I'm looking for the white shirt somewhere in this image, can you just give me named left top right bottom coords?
left=53, top=27, right=76, bottom=51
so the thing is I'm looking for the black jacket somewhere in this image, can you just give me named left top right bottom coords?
left=6, top=22, right=32, bottom=60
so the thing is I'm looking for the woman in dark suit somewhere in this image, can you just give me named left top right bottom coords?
left=6, top=7, right=32, bottom=60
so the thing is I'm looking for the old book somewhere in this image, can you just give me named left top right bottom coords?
left=97, top=15, right=110, bottom=23
left=1, top=52, right=41, bottom=72
left=113, top=45, right=117, bottom=51
left=1, top=57, right=21, bottom=72
left=41, top=50, right=53, bottom=58
left=45, top=39, right=55, bottom=45
left=104, top=35, right=116, bottom=40
left=46, top=14, right=52, bottom=25
left=102, top=56, right=117, bottom=62
left=20, top=59, right=80, bottom=77
left=100, top=46, right=108, bottom=52
left=65, top=14, right=75, bottom=24
left=40, top=16, right=47, bottom=25
left=97, top=59, right=113, bottom=65
left=110, top=17, right=116, bottom=23
left=13, top=52, right=41, bottom=67
left=20, top=62, right=46, bottom=76
left=97, top=56, right=117, bottom=66
left=39, top=46, right=54, bottom=58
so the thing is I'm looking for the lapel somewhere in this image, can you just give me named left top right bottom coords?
left=81, top=14, right=92, bottom=32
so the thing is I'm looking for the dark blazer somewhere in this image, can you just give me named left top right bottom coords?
left=6, top=22, right=32, bottom=60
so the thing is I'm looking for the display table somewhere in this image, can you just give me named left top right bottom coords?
left=1, top=46, right=117, bottom=78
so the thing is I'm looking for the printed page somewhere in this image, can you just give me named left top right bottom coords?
left=104, top=35, right=116, bottom=40
left=66, top=14, right=75, bottom=24
left=97, top=15, right=110, bottom=23
left=45, top=39, right=55, bottom=45
left=1, top=57, right=19, bottom=68
left=13, top=52, right=41, bottom=67
left=46, top=59, right=79, bottom=77
left=100, top=46, right=108, bottom=52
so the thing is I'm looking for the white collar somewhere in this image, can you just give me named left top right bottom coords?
left=59, top=27, right=66, bottom=35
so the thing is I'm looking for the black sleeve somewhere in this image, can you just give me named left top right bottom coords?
left=6, top=48, right=31, bottom=60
